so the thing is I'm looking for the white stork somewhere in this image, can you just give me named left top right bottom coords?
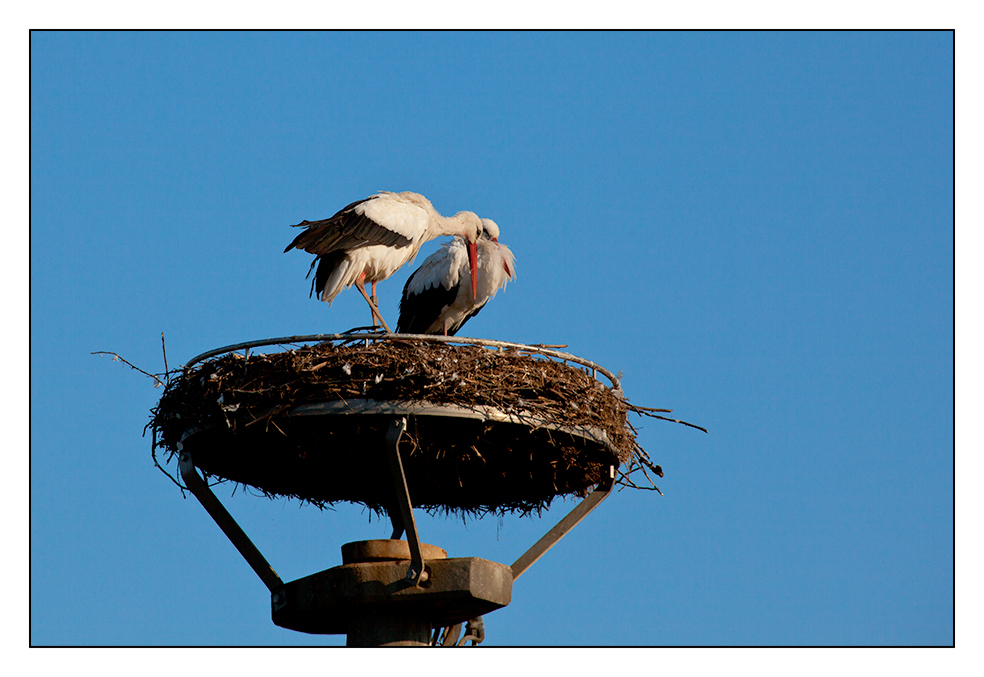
left=397, top=218, right=516, bottom=336
left=284, top=191, right=481, bottom=332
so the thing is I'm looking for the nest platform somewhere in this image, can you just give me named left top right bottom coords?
left=151, top=333, right=665, bottom=517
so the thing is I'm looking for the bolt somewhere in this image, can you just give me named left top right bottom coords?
left=406, top=568, right=429, bottom=585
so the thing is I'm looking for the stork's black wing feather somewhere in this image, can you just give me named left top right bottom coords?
left=397, top=273, right=460, bottom=334
left=284, top=197, right=413, bottom=254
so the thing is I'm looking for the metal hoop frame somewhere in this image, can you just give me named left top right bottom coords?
left=182, top=331, right=623, bottom=393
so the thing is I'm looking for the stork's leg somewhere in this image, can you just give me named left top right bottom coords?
left=370, top=281, right=380, bottom=328
left=355, top=275, right=393, bottom=333
left=351, top=273, right=376, bottom=328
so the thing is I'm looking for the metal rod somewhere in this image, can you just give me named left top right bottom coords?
left=383, top=416, right=427, bottom=586
left=510, top=465, right=616, bottom=581
left=177, top=449, right=284, bottom=594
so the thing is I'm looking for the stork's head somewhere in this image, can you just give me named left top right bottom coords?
left=449, top=211, right=482, bottom=243
left=480, top=217, right=501, bottom=242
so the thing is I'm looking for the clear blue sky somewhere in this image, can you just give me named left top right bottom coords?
left=30, top=30, right=953, bottom=650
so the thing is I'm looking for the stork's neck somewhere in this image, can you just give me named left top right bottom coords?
left=430, top=210, right=481, bottom=240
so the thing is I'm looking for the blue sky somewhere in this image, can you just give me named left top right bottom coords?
left=28, top=28, right=955, bottom=658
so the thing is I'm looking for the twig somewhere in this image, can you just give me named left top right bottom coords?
left=637, top=462, right=663, bottom=494
left=616, top=467, right=662, bottom=495
left=633, top=408, right=708, bottom=433
left=149, top=429, right=187, bottom=495
left=639, top=455, right=664, bottom=478
left=161, top=332, right=169, bottom=376
left=629, top=404, right=675, bottom=413
left=92, top=351, right=166, bottom=388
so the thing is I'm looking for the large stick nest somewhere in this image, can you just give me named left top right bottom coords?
left=150, top=337, right=688, bottom=518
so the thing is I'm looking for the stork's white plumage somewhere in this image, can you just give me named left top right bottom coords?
left=284, top=191, right=481, bottom=332
left=398, top=218, right=516, bottom=336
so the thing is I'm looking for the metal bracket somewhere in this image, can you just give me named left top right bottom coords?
left=457, top=616, right=485, bottom=646
left=177, top=447, right=285, bottom=598
left=383, top=416, right=428, bottom=586
left=510, top=464, right=616, bottom=581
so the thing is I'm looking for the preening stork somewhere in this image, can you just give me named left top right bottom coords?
left=397, top=218, right=516, bottom=336
left=284, top=191, right=481, bottom=332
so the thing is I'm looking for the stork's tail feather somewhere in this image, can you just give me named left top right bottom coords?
left=314, top=251, right=351, bottom=303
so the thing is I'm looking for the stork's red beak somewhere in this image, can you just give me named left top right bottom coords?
left=468, top=240, right=478, bottom=299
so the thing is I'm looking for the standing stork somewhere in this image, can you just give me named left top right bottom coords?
left=397, top=218, right=516, bottom=336
left=284, top=191, right=481, bottom=332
